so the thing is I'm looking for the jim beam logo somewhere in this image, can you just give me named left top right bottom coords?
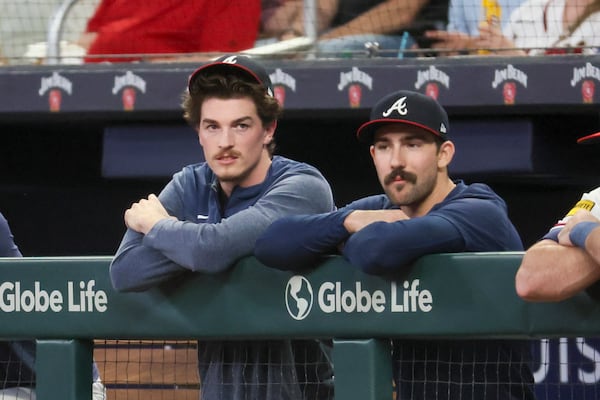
left=571, top=62, right=600, bottom=103
left=269, top=68, right=296, bottom=107
left=39, top=72, right=72, bottom=112
left=337, top=67, right=373, bottom=108
left=414, top=66, right=450, bottom=100
left=491, top=64, right=528, bottom=105
left=112, top=71, right=147, bottom=111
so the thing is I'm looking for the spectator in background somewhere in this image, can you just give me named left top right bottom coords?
left=258, top=0, right=448, bottom=57
left=81, top=0, right=261, bottom=63
left=424, top=0, right=523, bottom=54
left=109, top=54, right=335, bottom=399
left=255, top=90, right=536, bottom=399
left=258, top=0, right=293, bottom=43
left=259, top=0, right=338, bottom=42
left=315, top=0, right=449, bottom=57
left=0, top=212, right=106, bottom=400
left=516, top=133, right=600, bottom=301
left=477, top=0, right=600, bottom=54
left=427, top=0, right=600, bottom=54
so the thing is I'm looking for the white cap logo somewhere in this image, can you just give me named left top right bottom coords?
left=285, top=276, right=313, bottom=320
left=221, top=55, right=238, bottom=64
left=440, top=123, right=447, bottom=134
left=382, top=96, right=408, bottom=117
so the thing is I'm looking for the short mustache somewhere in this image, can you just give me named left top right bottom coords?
left=384, top=168, right=416, bottom=185
left=215, top=149, right=242, bottom=159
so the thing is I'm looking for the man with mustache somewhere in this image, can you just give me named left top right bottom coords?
left=110, top=54, right=335, bottom=399
left=255, top=89, right=535, bottom=399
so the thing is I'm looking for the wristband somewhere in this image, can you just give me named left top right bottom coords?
left=542, top=227, right=561, bottom=242
left=569, top=221, right=600, bottom=248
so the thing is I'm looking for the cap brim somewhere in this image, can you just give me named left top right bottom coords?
left=577, top=132, right=600, bottom=145
left=356, top=119, right=445, bottom=143
left=188, top=62, right=263, bottom=91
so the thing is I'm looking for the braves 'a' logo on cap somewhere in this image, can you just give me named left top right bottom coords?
left=221, top=55, right=238, bottom=64
left=382, top=96, right=408, bottom=117
left=440, top=123, right=447, bottom=134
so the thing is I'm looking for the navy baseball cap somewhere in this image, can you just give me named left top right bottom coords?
left=577, top=132, right=600, bottom=145
left=356, top=90, right=449, bottom=143
left=187, top=54, right=274, bottom=96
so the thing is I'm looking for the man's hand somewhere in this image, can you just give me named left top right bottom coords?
left=124, top=194, right=175, bottom=235
left=343, top=209, right=408, bottom=234
left=558, top=210, right=600, bottom=246
left=475, top=21, right=526, bottom=55
left=425, top=30, right=477, bottom=55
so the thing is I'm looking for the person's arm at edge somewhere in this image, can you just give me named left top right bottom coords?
left=110, top=171, right=333, bottom=291
left=0, top=212, right=22, bottom=257
left=516, top=238, right=600, bottom=302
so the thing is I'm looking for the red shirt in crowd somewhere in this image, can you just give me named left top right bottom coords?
left=85, top=0, right=261, bottom=62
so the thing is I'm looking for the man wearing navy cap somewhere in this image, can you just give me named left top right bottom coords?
left=110, top=54, right=335, bottom=399
left=256, top=90, right=535, bottom=399
left=517, top=132, right=600, bottom=302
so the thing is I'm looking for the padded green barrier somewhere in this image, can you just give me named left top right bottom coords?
left=1, top=253, right=599, bottom=339
left=1, top=253, right=600, bottom=400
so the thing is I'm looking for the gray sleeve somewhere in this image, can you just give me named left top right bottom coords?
left=146, top=171, right=334, bottom=271
left=109, top=171, right=333, bottom=292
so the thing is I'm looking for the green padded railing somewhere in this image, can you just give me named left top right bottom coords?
left=1, top=253, right=599, bottom=400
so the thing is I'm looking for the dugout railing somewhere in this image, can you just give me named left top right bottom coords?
left=1, top=253, right=599, bottom=400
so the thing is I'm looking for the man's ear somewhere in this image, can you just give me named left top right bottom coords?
left=264, top=120, right=277, bottom=144
left=438, top=140, right=455, bottom=168
left=369, top=144, right=376, bottom=160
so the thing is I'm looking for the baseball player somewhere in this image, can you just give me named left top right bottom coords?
left=517, top=132, right=600, bottom=302
left=255, top=89, right=536, bottom=399
left=109, top=55, right=335, bottom=399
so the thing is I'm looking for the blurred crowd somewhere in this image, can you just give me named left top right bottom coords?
left=0, top=0, right=599, bottom=64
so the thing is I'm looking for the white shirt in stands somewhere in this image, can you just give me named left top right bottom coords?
left=503, top=0, right=600, bottom=54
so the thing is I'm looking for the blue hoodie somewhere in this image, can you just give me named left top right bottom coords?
left=255, top=181, right=534, bottom=400
left=110, top=156, right=335, bottom=291
left=255, top=180, right=523, bottom=274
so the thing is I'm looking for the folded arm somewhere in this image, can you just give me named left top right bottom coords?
left=343, top=215, right=464, bottom=274
left=110, top=173, right=333, bottom=292
left=254, top=209, right=354, bottom=271
left=516, top=239, right=600, bottom=302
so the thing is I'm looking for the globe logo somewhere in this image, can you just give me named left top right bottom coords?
left=285, top=275, right=313, bottom=320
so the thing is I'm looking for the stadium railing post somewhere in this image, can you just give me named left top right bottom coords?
left=332, top=338, right=393, bottom=400
left=36, top=339, right=93, bottom=400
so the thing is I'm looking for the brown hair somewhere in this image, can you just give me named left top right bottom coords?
left=182, top=71, right=282, bottom=155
